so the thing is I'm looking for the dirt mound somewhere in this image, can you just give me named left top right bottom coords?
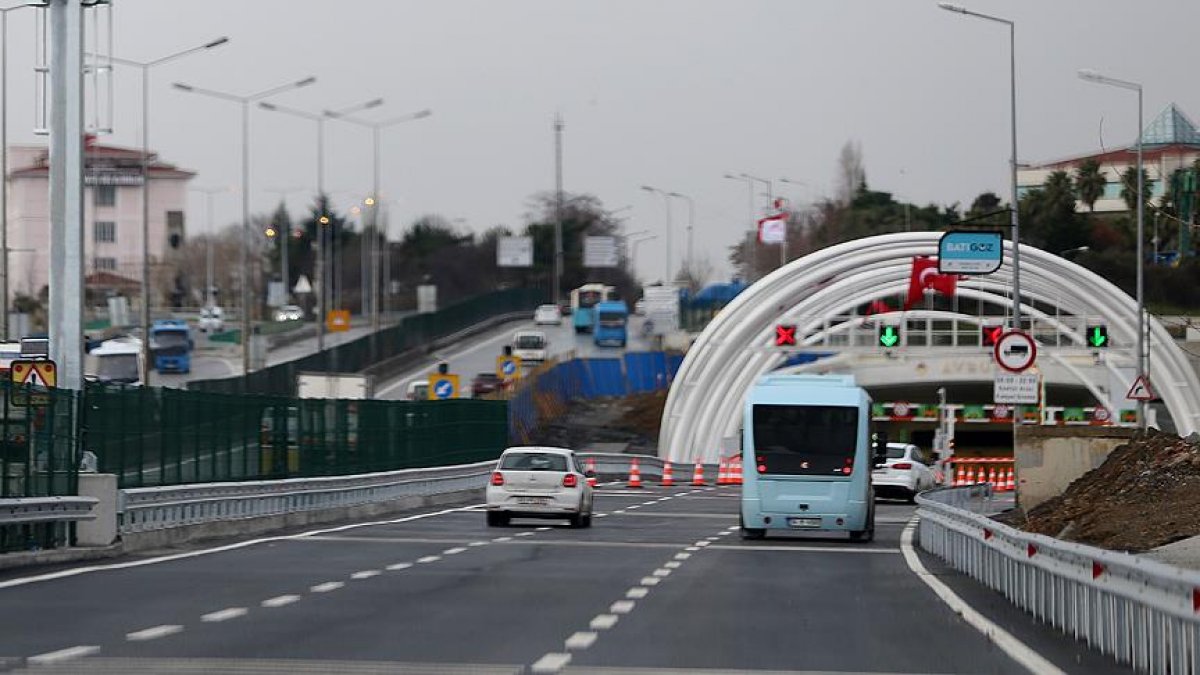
left=527, top=391, right=668, bottom=454
left=1021, top=430, right=1200, bottom=552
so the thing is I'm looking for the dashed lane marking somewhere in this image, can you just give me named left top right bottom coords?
left=386, top=563, right=413, bottom=571
left=468, top=541, right=488, bottom=547
left=590, top=614, right=619, bottom=630
left=443, top=547, right=467, bottom=555
left=26, top=646, right=99, bottom=665
left=310, top=582, right=345, bottom=593
left=610, top=600, right=635, bottom=614
left=652, top=568, right=672, bottom=577
left=261, top=594, right=300, bottom=608
left=664, top=561, right=682, bottom=569
left=201, top=607, right=247, bottom=622
left=640, top=576, right=661, bottom=586
left=417, top=556, right=441, bottom=564
left=493, top=536, right=514, bottom=542
left=351, top=570, right=381, bottom=580
left=515, top=531, right=536, bottom=537
left=126, top=625, right=183, bottom=642
left=625, top=505, right=641, bottom=510
left=530, top=652, right=572, bottom=673
left=675, top=552, right=691, bottom=560
left=536, top=527, right=553, bottom=531
left=626, top=587, right=649, bottom=599
left=565, top=631, right=598, bottom=650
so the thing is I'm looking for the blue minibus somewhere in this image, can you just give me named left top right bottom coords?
left=740, top=373, right=884, bottom=542
left=593, top=301, right=628, bottom=347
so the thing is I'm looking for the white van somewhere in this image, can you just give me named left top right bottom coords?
left=512, top=331, right=548, bottom=364
left=85, top=337, right=143, bottom=385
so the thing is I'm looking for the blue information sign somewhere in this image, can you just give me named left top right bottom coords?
left=938, top=231, right=1003, bottom=275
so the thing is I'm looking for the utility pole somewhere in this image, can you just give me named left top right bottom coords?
left=553, top=114, right=564, bottom=304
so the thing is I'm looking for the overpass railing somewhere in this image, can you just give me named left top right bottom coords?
left=917, top=486, right=1200, bottom=675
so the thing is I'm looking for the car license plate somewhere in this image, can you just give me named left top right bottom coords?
left=517, top=497, right=550, bottom=505
left=787, top=517, right=821, bottom=529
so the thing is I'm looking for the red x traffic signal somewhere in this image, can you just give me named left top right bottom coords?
left=775, top=324, right=797, bottom=347
left=981, top=325, right=1003, bottom=347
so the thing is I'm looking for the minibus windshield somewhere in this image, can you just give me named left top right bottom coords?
left=751, top=404, right=859, bottom=475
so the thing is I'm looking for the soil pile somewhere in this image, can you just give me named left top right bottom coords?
left=526, top=391, right=668, bottom=454
left=1021, top=430, right=1200, bottom=551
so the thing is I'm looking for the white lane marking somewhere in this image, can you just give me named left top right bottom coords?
left=711, top=544, right=899, bottom=554
left=494, top=536, right=514, bottom=542
left=610, top=600, right=636, bottom=614
left=705, top=536, right=719, bottom=541
left=261, top=594, right=301, bottom=608
left=590, top=614, right=619, bottom=630
left=531, top=652, right=572, bottom=673
left=717, top=531, right=731, bottom=537
left=625, top=505, right=641, bottom=510
left=565, top=631, right=598, bottom=650
left=514, top=531, right=535, bottom=537
left=900, top=519, right=1066, bottom=675
left=351, top=570, right=381, bottom=580
left=626, top=587, right=649, bottom=599
left=201, top=607, right=247, bottom=622
left=675, top=552, right=691, bottom=560
left=695, top=541, right=711, bottom=547
left=0, top=504, right=485, bottom=591
left=640, top=576, right=661, bottom=586
left=443, top=547, right=467, bottom=555
left=725, top=526, right=739, bottom=532
left=536, top=527, right=553, bottom=531
left=310, top=582, right=345, bottom=593
left=641, top=501, right=658, bottom=506
left=26, top=645, right=99, bottom=665
left=594, top=513, right=609, bottom=518
left=612, top=510, right=626, bottom=514
left=468, top=541, right=488, bottom=547
left=417, top=556, right=441, bottom=564
left=652, top=568, right=672, bottom=577
left=126, top=624, right=183, bottom=641
left=685, top=546, right=700, bottom=552
left=665, top=561, right=682, bottom=569
left=674, top=492, right=690, bottom=497
left=656, top=498, right=671, bottom=503
left=387, top=563, right=413, bottom=571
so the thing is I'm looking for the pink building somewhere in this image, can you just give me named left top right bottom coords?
left=6, top=139, right=194, bottom=306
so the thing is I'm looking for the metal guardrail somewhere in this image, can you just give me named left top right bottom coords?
left=0, top=497, right=98, bottom=525
left=119, top=461, right=494, bottom=533
left=917, top=485, right=1200, bottom=675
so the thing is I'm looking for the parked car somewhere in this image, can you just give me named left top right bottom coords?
left=471, top=372, right=503, bottom=397
left=534, top=304, right=562, bottom=325
left=485, top=446, right=594, bottom=528
left=872, top=443, right=938, bottom=503
left=198, top=306, right=224, bottom=333
left=274, top=304, right=304, bottom=322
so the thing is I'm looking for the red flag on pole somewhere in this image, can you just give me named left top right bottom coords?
left=904, top=256, right=957, bottom=310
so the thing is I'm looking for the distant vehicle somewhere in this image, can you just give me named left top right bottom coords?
left=872, top=443, right=937, bottom=503
left=512, top=330, right=548, bottom=364
left=406, top=380, right=429, bottom=401
left=149, top=319, right=192, bottom=374
left=198, top=306, right=224, bottom=333
left=593, top=300, right=628, bottom=348
left=534, top=304, right=562, bottom=325
left=569, top=283, right=615, bottom=334
left=85, top=337, right=142, bottom=385
left=634, top=298, right=646, bottom=316
left=485, top=446, right=594, bottom=527
left=740, top=373, right=883, bottom=542
left=471, top=372, right=503, bottom=397
left=297, top=372, right=372, bottom=400
left=274, top=304, right=304, bottom=322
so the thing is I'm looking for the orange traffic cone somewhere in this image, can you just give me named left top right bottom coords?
left=730, top=458, right=743, bottom=485
left=717, top=458, right=729, bottom=485
left=1003, top=467, right=1015, bottom=492
left=627, top=458, right=643, bottom=488
left=987, top=467, right=998, bottom=488
left=691, top=461, right=706, bottom=486
left=661, top=461, right=675, bottom=487
left=586, top=457, right=598, bottom=488
left=965, top=466, right=976, bottom=484
left=953, top=465, right=964, bottom=487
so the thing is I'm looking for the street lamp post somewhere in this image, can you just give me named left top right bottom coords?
left=723, top=173, right=758, bottom=280
left=629, top=234, right=657, bottom=279
left=106, top=36, right=229, bottom=384
left=938, top=2, right=1022, bottom=329
left=1078, top=68, right=1146, bottom=429
left=640, top=185, right=672, bottom=283
left=173, top=75, right=317, bottom=376
left=0, top=4, right=35, bottom=340
left=189, top=186, right=230, bottom=311
left=324, top=108, right=431, bottom=332
left=264, top=186, right=310, bottom=308
left=667, top=192, right=694, bottom=274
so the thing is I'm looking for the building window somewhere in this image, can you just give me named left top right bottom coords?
left=166, top=210, right=185, bottom=249
left=94, top=221, right=116, bottom=243
left=94, top=184, right=116, bottom=207
left=93, top=257, right=117, bottom=272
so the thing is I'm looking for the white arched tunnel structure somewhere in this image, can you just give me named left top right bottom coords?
left=659, top=232, right=1200, bottom=463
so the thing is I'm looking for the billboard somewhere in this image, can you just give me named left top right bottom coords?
left=497, top=236, right=533, bottom=267
left=584, top=235, right=619, bottom=268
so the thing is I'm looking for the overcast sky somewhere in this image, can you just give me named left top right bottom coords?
left=7, top=0, right=1199, bottom=282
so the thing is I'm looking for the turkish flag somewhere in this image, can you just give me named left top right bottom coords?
left=904, top=256, right=957, bottom=310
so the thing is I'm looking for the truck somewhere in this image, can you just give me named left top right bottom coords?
left=85, top=337, right=143, bottom=385
left=296, top=372, right=373, bottom=400
left=512, top=330, right=548, bottom=364
left=593, top=300, right=629, bottom=348
left=149, top=319, right=192, bottom=373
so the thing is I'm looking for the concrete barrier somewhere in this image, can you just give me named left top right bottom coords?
left=1013, top=425, right=1136, bottom=510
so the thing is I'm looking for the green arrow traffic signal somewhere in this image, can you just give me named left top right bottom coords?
left=1087, top=325, right=1108, bottom=348
left=879, top=325, right=900, bottom=348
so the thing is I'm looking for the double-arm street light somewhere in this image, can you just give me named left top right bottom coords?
left=324, top=107, right=432, bottom=332
left=666, top=192, right=694, bottom=274
left=105, top=36, right=229, bottom=384
left=629, top=233, right=658, bottom=280
left=1078, top=68, right=1146, bottom=429
left=640, top=185, right=672, bottom=282
left=173, top=75, right=317, bottom=375
left=257, top=98, right=384, bottom=351
left=938, top=2, right=1022, bottom=329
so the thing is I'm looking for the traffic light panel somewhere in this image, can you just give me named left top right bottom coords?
left=981, top=325, right=1003, bottom=347
left=1087, top=324, right=1109, bottom=348
left=878, top=324, right=900, bottom=348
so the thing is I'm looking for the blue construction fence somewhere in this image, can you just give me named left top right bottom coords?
left=507, top=351, right=684, bottom=444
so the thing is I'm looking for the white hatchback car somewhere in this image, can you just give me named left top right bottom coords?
left=486, top=446, right=594, bottom=527
left=533, top=304, right=562, bottom=325
left=872, top=443, right=938, bottom=503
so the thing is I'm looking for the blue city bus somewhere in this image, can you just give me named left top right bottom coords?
left=740, top=373, right=884, bottom=542
left=149, top=319, right=193, bottom=373
left=593, top=300, right=628, bottom=347
left=570, top=283, right=613, bottom=334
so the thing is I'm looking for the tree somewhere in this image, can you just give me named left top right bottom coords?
left=1119, top=166, right=1151, bottom=213
left=968, top=191, right=1003, bottom=215
left=1074, top=159, right=1105, bottom=212
left=835, top=140, right=866, bottom=206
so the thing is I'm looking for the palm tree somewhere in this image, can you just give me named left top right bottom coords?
left=1119, top=166, right=1151, bottom=213
left=1074, top=159, right=1105, bottom=212
left=1044, top=170, right=1077, bottom=213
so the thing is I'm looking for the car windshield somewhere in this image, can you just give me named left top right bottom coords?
left=886, top=445, right=908, bottom=459
left=152, top=331, right=189, bottom=349
left=751, top=404, right=859, bottom=475
left=515, top=335, right=544, bottom=349
left=598, top=312, right=625, bottom=326
left=500, top=452, right=568, bottom=472
left=95, top=354, right=138, bottom=382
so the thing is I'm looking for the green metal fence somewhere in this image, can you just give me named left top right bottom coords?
left=190, top=287, right=545, bottom=396
left=85, top=384, right=509, bottom=489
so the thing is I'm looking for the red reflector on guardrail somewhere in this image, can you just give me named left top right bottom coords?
left=982, top=528, right=993, bottom=540
left=1092, top=562, right=1105, bottom=579
left=1026, top=544, right=1038, bottom=558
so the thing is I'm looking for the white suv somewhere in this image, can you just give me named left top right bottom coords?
left=872, top=443, right=937, bottom=503
left=486, top=447, right=594, bottom=528
left=198, top=306, right=224, bottom=333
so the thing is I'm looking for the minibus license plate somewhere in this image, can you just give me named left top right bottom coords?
left=788, top=517, right=821, bottom=529
left=518, top=497, right=550, bottom=505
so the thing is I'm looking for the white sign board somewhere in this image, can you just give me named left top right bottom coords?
left=994, top=372, right=1040, bottom=404
left=584, top=236, right=619, bottom=268
left=417, top=285, right=438, bottom=314
left=992, top=331, right=1037, bottom=373
left=642, top=286, right=679, bottom=336
left=267, top=281, right=286, bottom=308
left=497, top=236, right=533, bottom=267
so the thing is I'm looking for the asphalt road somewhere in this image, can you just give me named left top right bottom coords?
left=376, top=315, right=658, bottom=400
left=0, top=485, right=1129, bottom=674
